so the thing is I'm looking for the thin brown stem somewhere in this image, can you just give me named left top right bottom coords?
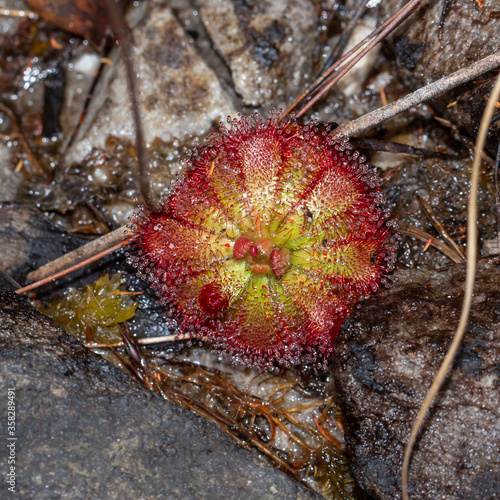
left=85, top=333, right=195, bottom=349
left=399, top=225, right=464, bottom=264
left=16, top=232, right=130, bottom=295
left=0, top=8, right=38, bottom=19
left=401, top=71, right=500, bottom=500
left=332, top=52, right=500, bottom=139
left=417, top=195, right=466, bottom=262
left=297, top=0, right=428, bottom=118
left=353, top=137, right=460, bottom=159
left=26, top=226, right=129, bottom=283
left=432, top=116, right=497, bottom=168
left=282, top=0, right=427, bottom=120
left=321, top=0, right=367, bottom=74
left=102, top=0, right=161, bottom=214
left=312, top=413, right=343, bottom=449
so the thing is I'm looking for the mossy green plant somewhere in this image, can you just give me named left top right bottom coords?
left=40, top=273, right=138, bottom=343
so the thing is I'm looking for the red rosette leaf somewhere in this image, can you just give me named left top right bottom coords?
left=129, top=113, right=399, bottom=368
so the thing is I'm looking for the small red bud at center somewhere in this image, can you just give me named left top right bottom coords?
left=270, top=247, right=291, bottom=280
left=233, top=236, right=253, bottom=260
left=251, top=238, right=273, bottom=258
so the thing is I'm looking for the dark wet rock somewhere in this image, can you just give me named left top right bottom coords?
left=334, top=263, right=500, bottom=499
left=0, top=270, right=20, bottom=291
left=381, top=0, right=500, bottom=153
left=385, top=155, right=497, bottom=268
left=0, top=145, right=22, bottom=202
left=0, top=203, right=83, bottom=281
left=198, top=0, right=318, bottom=107
left=42, top=61, right=66, bottom=139
left=0, top=290, right=320, bottom=500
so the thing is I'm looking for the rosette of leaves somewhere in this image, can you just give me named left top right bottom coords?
left=129, top=113, right=398, bottom=368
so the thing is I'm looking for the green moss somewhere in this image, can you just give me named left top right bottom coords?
left=40, top=273, right=138, bottom=343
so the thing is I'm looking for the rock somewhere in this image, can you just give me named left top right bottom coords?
left=381, top=0, right=500, bottom=153
left=0, top=145, right=22, bottom=201
left=334, top=263, right=500, bottom=499
left=385, top=155, right=496, bottom=268
left=0, top=289, right=320, bottom=499
left=0, top=203, right=82, bottom=280
left=198, top=0, right=318, bottom=107
left=67, top=0, right=236, bottom=165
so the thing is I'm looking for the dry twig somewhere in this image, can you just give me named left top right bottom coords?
left=282, top=0, right=428, bottom=120
left=417, top=195, right=466, bottom=262
left=399, top=224, right=465, bottom=264
left=84, top=333, right=194, bottom=349
left=401, top=70, right=500, bottom=500
left=332, top=52, right=500, bottom=139
left=102, top=0, right=161, bottom=214
left=0, top=8, right=38, bottom=19
left=15, top=226, right=130, bottom=295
